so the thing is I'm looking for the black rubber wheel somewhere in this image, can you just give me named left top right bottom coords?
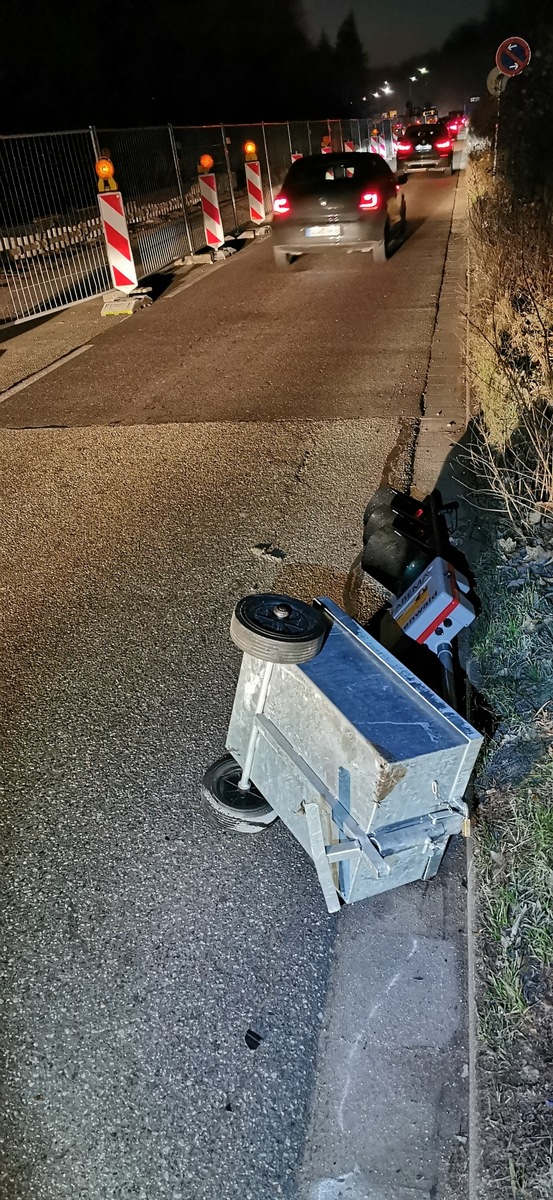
left=202, top=754, right=276, bottom=834
left=361, top=529, right=429, bottom=596
left=400, top=199, right=407, bottom=236
left=230, top=594, right=328, bottom=664
left=363, top=485, right=399, bottom=528
left=373, top=227, right=388, bottom=263
left=274, top=248, right=294, bottom=268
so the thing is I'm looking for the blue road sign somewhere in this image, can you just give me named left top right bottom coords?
left=496, top=37, right=531, bottom=77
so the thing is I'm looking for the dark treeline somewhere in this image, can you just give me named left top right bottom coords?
left=385, top=0, right=552, bottom=197
left=3, top=0, right=552, bottom=146
left=385, top=0, right=552, bottom=124
left=2, top=1, right=369, bottom=133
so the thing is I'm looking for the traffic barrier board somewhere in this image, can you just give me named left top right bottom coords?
left=245, top=160, right=265, bottom=225
left=199, top=172, right=224, bottom=248
left=97, top=191, right=138, bottom=293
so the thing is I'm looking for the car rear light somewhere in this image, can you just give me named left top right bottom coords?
left=273, top=195, right=290, bottom=216
left=358, top=192, right=379, bottom=211
left=396, top=142, right=413, bottom=155
left=435, top=139, right=452, bottom=151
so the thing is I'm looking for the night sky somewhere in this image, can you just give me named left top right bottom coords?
left=303, top=0, right=490, bottom=65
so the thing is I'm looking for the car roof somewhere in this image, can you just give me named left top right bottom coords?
left=289, top=152, right=386, bottom=163
left=405, top=123, right=447, bottom=133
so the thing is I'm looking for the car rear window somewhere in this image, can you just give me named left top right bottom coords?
left=286, top=155, right=390, bottom=189
left=405, top=124, right=448, bottom=141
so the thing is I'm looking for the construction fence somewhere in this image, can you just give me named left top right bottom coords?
left=0, top=117, right=391, bottom=325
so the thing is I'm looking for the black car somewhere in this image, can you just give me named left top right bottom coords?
left=396, top=123, right=454, bottom=173
left=271, top=152, right=407, bottom=267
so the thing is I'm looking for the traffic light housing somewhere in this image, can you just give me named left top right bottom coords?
left=361, top=486, right=446, bottom=596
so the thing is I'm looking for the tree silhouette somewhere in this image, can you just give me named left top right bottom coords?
left=334, top=12, right=370, bottom=114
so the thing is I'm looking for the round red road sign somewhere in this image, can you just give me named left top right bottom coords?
left=495, top=37, right=531, bottom=77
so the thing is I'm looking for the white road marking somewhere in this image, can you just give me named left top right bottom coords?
left=161, top=262, right=226, bottom=301
left=0, top=344, right=93, bottom=404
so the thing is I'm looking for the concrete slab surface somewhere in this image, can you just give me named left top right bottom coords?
left=0, top=171, right=470, bottom=1200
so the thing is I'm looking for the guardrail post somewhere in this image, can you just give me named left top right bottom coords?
left=168, top=124, right=194, bottom=256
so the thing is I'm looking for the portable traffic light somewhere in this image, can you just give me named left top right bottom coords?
left=95, top=157, right=118, bottom=192
left=198, top=154, right=215, bottom=173
left=361, top=486, right=437, bottom=596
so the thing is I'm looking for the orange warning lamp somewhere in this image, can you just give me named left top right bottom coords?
left=198, top=153, right=214, bottom=173
left=96, top=157, right=114, bottom=180
left=321, top=135, right=331, bottom=146
left=244, top=140, right=257, bottom=161
left=95, top=156, right=118, bottom=192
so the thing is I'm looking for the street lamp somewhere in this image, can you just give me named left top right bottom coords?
left=418, top=66, right=428, bottom=75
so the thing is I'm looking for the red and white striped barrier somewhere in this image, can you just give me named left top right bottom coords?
left=291, top=152, right=303, bottom=162
left=245, top=160, right=265, bottom=225
left=321, top=144, right=332, bottom=154
left=344, top=139, right=355, bottom=177
left=97, top=192, right=138, bottom=293
left=199, top=172, right=224, bottom=249
left=369, top=135, right=387, bottom=159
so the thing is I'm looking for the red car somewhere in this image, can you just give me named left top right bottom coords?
left=447, top=112, right=467, bottom=139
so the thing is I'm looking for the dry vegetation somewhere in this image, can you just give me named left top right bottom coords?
left=466, top=153, right=553, bottom=525
left=466, top=148, right=553, bottom=1198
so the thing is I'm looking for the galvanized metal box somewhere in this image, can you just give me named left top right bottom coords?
left=226, top=599, right=482, bottom=907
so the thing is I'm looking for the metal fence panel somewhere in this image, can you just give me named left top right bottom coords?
left=0, top=114, right=358, bottom=325
left=0, top=129, right=110, bottom=324
left=262, top=123, right=292, bottom=199
left=328, top=120, right=343, bottom=152
left=96, top=126, right=192, bottom=276
left=341, top=118, right=365, bottom=149
left=173, top=125, right=237, bottom=248
left=308, top=120, right=329, bottom=154
left=223, top=124, right=272, bottom=226
left=288, top=121, right=312, bottom=158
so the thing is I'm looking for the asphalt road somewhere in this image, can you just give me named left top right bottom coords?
left=0, top=172, right=460, bottom=1200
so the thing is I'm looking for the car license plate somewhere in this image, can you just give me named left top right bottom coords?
left=305, top=225, right=341, bottom=237
left=417, top=145, right=432, bottom=152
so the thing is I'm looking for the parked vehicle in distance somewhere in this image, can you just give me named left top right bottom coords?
left=395, top=123, right=454, bottom=174
left=447, top=110, right=467, bottom=139
left=271, top=153, right=408, bottom=268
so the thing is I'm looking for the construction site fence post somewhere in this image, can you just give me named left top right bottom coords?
left=1, top=115, right=362, bottom=325
left=220, top=125, right=239, bottom=233
left=168, top=124, right=194, bottom=257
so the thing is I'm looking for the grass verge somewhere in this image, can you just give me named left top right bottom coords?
left=466, top=149, right=553, bottom=1199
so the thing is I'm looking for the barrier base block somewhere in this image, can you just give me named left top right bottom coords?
left=101, top=288, right=153, bottom=316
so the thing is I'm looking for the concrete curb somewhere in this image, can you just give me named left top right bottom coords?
left=412, top=172, right=468, bottom=498
left=412, top=168, right=481, bottom=1200
left=299, top=176, right=474, bottom=1200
